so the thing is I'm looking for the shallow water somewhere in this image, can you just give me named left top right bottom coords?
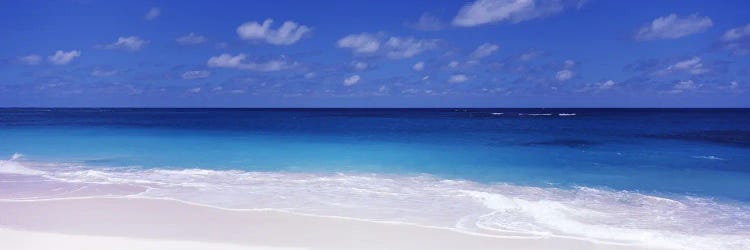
left=1, top=108, right=749, bottom=249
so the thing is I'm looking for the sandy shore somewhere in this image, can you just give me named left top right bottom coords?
left=0, top=228, right=295, bottom=250
left=0, top=197, right=657, bottom=250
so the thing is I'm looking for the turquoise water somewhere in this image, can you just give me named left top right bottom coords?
left=1, top=108, right=749, bottom=249
left=2, top=108, right=749, bottom=199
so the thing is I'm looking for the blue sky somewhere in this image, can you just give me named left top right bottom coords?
left=1, top=0, right=749, bottom=107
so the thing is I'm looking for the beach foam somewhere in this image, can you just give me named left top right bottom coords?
left=0, top=154, right=46, bottom=176
left=1, top=157, right=749, bottom=249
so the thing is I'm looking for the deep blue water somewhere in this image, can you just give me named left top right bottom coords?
left=2, top=108, right=749, bottom=201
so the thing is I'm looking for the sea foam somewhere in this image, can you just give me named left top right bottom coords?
left=1, top=159, right=749, bottom=250
left=0, top=154, right=46, bottom=176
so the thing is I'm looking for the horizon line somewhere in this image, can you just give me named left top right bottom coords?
left=1, top=107, right=749, bottom=109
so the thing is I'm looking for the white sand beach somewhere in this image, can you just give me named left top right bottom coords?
left=0, top=197, right=658, bottom=250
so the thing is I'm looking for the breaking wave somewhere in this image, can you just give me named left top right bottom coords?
left=1, top=155, right=749, bottom=249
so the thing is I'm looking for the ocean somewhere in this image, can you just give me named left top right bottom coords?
left=1, top=108, right=749, bottom=249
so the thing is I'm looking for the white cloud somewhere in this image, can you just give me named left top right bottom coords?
left=674, top=80, right=697, bottom=90
left=448, top=74, right=468, bottom=83
left=448, top=61, right=459, bottom=68
left=182, top=70, right=211, bottom=80
left=384, top=37, right=438, bottom=59
left=91, top=69, right=117, bottom=77
left=471, top=43, right=499, bottom=58
left=304, top=72, right=316, bottom=79
left=666, top=80, right=700, bottom=94
left=47, top=50, right=80, bottom=65
left=406, top=13, right=444, bottom=31
left=720, top=23, right=750, bottom=55
left=343, top=75, right=361, bottom=86
left=719, top=81, right=743, bottom=93
left=145, top=7, right=160, bottom=20
left=207, top=54, right=245, bottom=68
left=555, top=69, right=574, bottom=81
left=18, top=55, right=42, bottom=65
left=413, top=61, right=425, bottom=71
left=452, top=0, right=570, bottom=27
left=402, top=88, right=422, bottom=95
left=577, top=80, right=615, bottom=93
left=336, top=33, right=438, bottom=59
left=353, top=61, right=368, bottom=70
left=563, top=59, right=575, bottom=68
left=377, top=85, right=390, bottom=95
left=599, top=80, right=615, bottom=90
left=207, top=53, right=293, bottom=71
left=189, top=87, right=201, bottom=93
left=100, top=36, right=148, bottom=51
left=635, top=14, right=712, bottom=41
left=252, top=60, right=294, bottom=71
left=176, top=32, right=207, bottom=45
left=237, top=19, right=311, bottom=45
left=665, top=57, right=708, bottom=75
left=722, top=23, right=750, bottom=41
left=519, top=50, right=542, bottom=61
left=337, top=33, right=381, bottom=53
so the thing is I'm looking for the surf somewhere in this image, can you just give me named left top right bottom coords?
left=2, top=156, right=749, bottom=250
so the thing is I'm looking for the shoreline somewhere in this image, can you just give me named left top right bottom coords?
left=0, top=197, right=655, bottom=250
left=0, top=196, right=618, bottom=241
